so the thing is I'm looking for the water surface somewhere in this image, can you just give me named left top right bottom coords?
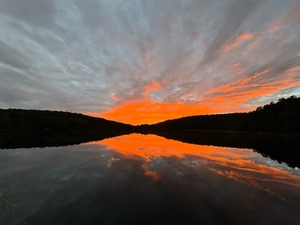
left=1, top=133, right=300, bottom=225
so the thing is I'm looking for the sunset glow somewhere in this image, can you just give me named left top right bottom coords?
left=94, top=99, right=210, bottom=125
left=1, top=1, right=300, bottom=223
left=0, top=0, right=299, bottom=124
left=94, top=64, right=300, bottom=124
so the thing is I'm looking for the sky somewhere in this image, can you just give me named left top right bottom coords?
left=0, top=0, right=300, bottom=125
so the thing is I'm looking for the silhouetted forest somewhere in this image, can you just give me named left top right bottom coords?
left=1, top=96, right=299, bottom=133
left=139, top=96, right=300, bottom=133
left=0, top=109, right=133, bottom=131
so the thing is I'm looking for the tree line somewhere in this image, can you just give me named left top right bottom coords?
left=0, top=109, right=133, bottom=131
left=0, top=96, right=299, bottom=133
left=138, top=96, right=300, bottom=133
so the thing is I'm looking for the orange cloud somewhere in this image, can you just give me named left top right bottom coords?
left=206, top=70, right=269, bottom=94
left=111, top=93, right=122, bottom=102
left=95, top=99, right=210, bottom=125
left=230, top=62, right=246, bottom=75
left=204, top=66, right=300, bottom=109
left=221, top=33, right=255, bottom=52
left=238, top=33, right=255, bottom=40
left=143, top=80, right=161, bottom=97
left=268, top=22, right=282, bottom=36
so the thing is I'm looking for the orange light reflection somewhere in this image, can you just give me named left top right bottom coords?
left=88, top=133, right=300, bottom=194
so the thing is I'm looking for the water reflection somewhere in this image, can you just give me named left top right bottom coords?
left=0, top=133, right=300, bottom=225
left=95, top=134, right=300, bottom=196
left=1, top=130, right=299, bottom=168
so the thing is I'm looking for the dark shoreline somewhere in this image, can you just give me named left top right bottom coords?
left=1, top=130, right=300, bottom=168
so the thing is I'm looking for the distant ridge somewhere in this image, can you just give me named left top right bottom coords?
left=0, top=109, right=133, bottom=131
left=1, top=96, right=299, bottom=133
left=139, top=96, right=300, bottom=133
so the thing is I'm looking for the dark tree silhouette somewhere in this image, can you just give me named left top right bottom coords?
left=1, top=96, right=299, bottom=133
left=138, top=96, right=300, bottom=133
left=0, top=109, right=134, bottom=131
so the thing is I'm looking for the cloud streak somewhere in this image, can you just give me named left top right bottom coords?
left=0, top=0, right=299, bottom=124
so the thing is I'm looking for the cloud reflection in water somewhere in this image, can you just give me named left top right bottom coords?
left=93, top=133, right=300, bottom=196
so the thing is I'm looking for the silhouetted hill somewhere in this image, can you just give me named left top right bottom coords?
left=141, top=96, right=300, bottom=133
left=1, top=96, right=300, bottom=133
left=0, top=109, right=134, bottom=131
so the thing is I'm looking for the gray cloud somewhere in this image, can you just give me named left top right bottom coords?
left=0, top=40, right=31, bottom=70
left=199, top=0, right=264, bottom=67
left=0, top=0, right=299, bottom=117
left=0, top=0, right=55, bottom=27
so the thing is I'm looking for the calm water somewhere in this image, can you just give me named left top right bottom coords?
left=1, top=133, right=300, bottom=225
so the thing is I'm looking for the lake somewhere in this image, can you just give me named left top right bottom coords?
left=1, top=132, right=300, bottom=225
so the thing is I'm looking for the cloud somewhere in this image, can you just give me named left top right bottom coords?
left=0, top=0, right=56, bottom=27
left=143, top=79, right=161, bottom=97
left=220, top=33, right=256, bottom=53
left=199, top=0, right=264, bottom=66
left=0, top=0, right=299, bottom=124
left=95, top=99, right=210, bottom=125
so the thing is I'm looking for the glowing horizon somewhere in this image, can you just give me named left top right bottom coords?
left=90, top=67, right=300, bottom=125
left=89, top=99, right=247, bottom=125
